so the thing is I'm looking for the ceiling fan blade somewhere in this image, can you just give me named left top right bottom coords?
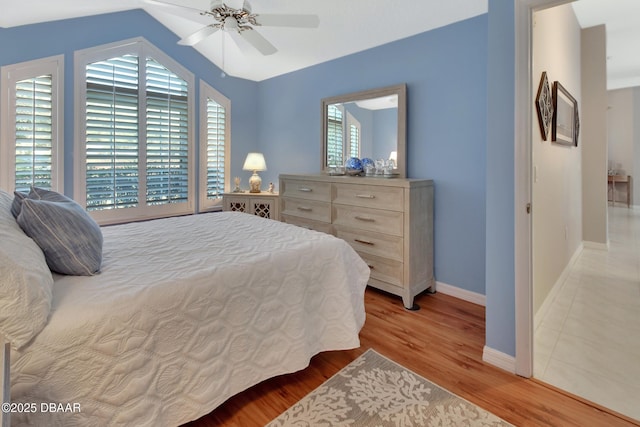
left=256, top=14, right=319, bottom=28
left=143, top=0, right=213, bottom=26
left=239, top=28, right=277, bottom=55
left=178, top=25, right=220, bottom=46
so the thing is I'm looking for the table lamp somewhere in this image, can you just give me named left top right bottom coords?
left=243, top=152, right=267, bottom=193
left=389, top=151, right=398, bottom=168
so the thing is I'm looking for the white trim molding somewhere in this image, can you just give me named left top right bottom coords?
left=483, top=345, right=516, bottom=374
left=534, top=243, right=583, bottom=330
left=435, top=281, right=486, bottom=306
left=582, top=240, right=609, bottom=251
left=514, top=0, right=576, bottom=379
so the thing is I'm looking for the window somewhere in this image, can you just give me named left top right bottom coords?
left=0, top=55, right=64, bottom=193
left=346, top=111, right=361, bottom=159
left=199, top=81, right=230, bottom=211
left=75, top=38, right=194, bottom=224
left=84, top=54, right=140, bottom=211
left=325, top=105, right=361, bottom=167
left=326, top=104, right=344, bottom=167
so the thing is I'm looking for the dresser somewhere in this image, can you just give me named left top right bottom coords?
left=222, top=192, right=279, bottom=220
left=279, top=174, right=434, bottom=309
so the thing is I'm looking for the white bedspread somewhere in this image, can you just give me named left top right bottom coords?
left=10, top=212, right=369, bottom=426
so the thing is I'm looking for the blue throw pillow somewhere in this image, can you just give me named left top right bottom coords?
left=11, top=186, right=68, bottom=218
left=10, top=191, right=27, bottom=218
left=16, top=192, right=103, bottom=276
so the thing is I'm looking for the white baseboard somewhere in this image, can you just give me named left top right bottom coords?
left=482, top=346, right=516, bottom=374
left=434, top=283, right=513, bottom=374
left=534, top=243, right=583, bottom=330
left=435, top=281, right=486, bottom=306
left=582, top=240, right=609, bottom=251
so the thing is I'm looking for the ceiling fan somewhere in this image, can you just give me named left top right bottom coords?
left=146, top=0, right=320, bottom=56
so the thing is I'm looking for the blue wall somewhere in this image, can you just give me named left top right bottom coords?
left=373, top=109, right=398, bottom=160
left=1, top=9, right=513, bottom=353
left=343, top=103, right=374, bottom=159
left=486, top=0, right=516, bottom=357
left=0, top=9, right=259, bottom=200
left=258, top=16, right=488, bottom=296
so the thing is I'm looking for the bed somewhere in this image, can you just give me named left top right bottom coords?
left=0, top=189, right=369, bottom=426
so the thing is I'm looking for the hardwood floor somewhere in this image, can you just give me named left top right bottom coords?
left=184, top=288, right=639, bottom=427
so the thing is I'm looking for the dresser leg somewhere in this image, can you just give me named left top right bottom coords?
left=402, top=295, right=420, bottom=311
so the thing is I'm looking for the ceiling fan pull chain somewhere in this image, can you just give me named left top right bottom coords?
left=221, top=31, right=226, bottom=78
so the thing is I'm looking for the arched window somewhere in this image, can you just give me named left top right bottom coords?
left=75, top=38, right=195, bottom=224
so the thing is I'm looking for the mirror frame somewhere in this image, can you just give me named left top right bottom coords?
left=321, top=83, right=407, bottom=178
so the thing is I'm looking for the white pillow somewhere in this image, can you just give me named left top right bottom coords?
left=0, top=190, right=53, bottom=350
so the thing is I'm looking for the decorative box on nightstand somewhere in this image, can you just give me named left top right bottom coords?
left=222, top=192, right=279, bottom=220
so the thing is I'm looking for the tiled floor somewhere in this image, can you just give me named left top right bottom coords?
left=534, top=206, right=640, bottom=421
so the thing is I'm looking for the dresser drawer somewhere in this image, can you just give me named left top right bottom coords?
left=281, top=214, right=333, bottom=234
left=333, top=204, right=403, bottom=237
left=335, top=226, right=403, bottom=262
left=280, top=179, right=331, bottom=202
left=333, top=183, right=403, bottom=211
left=358, top=252, right=403, bottom=287
left=281, top=197, right=331, bottom=223
left=278, top=174, right=434, bottom=310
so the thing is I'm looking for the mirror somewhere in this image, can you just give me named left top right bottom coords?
left=321, top=84, right=407, bottom=178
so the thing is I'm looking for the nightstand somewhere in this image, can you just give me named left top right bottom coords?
left=222, top=192, right=279, bottom=220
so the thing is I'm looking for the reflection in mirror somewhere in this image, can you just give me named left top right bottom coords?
left=321, top=84, right=406, bottom=178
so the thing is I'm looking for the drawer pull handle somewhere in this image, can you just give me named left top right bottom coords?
left=297, top=206, right=312, bottom=212
left=298, top=187, right=313, bottom=192
left=356, top=194, right=375, bottom=199
left=355, top=215, right=375, bottom=222
left=354, top=238, right=374, bottom=245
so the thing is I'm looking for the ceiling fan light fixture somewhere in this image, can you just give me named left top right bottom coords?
left=224, top=16, right=239, bottom=30
left=150, top=0, right=318, bottom=56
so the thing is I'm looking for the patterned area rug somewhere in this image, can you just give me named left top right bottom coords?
left=267, top=349, right=513, bottom=427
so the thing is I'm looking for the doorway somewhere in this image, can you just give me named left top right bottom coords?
left=527, top=1, right=640, bottom=421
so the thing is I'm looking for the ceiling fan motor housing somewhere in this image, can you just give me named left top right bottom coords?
left=204, top=3, right=259, bottom=32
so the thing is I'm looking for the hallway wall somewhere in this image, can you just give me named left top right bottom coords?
left=532, top=4, right=583, bottom=314
left=608, top=87, right=640, bottom=205
left=581, top=25, right=608, bottom=246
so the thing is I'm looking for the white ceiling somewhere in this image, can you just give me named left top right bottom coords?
left=0, top=0, right=637, bottom=87
left=0, top=0, right=487, bottom=81
left=572, top=0, right=640, bottom=90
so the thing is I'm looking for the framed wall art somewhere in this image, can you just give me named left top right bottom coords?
left=574, top=104, right=580, bottom=147
left=552, top=81, right=578, bottom=146
left=535, top=71, right=553, bottom=140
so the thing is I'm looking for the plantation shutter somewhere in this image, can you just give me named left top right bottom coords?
left=205, top=97, right=226, bottom=199
left=84, top=54, right=190, bottom=212
left=14, top=75, right=53, bottom=192
left=145, top=57, right=189, bottom=205
left=326, top=105, right=343, bottom=167
left=85, top=55, right=140, bottom=211
left=349, top=123, right=360, bottom=159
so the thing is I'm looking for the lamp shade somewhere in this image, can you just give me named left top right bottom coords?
left=242, top=152, right=267, bottom=171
